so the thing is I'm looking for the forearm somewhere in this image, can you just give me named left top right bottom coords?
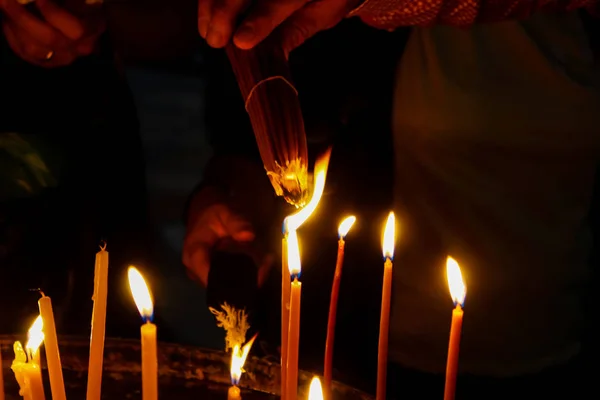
left=352, top=0, right=598, bottom=29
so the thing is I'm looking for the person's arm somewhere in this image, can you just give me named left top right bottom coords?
left=351, top=0, right=598, bottom=29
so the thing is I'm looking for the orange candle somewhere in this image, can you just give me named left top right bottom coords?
left=11, top=316, right=45, bottom=400
left=444, top=257, right=466, bottom=400
left=286, top=230, right=302, bottom=400
left=281, top=232, right=290, bottom=400
left=38, top=293, right=66, bottom=400
left=323, top=216, right=356, bottom=393
left=87, top=243, right=109, bottom=400
left=376, top=212, right=396, bottom=400
left=128, top=267, right=158, bottom=400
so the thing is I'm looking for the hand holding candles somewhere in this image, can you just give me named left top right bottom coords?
left=444, top=257, right=466, bottom=400
left=228, top=333, right=258, bottom=400
left=324, top=216, right=356, bottom=393
left=128, top=267, right=158, bottom=400
left=376, top=212, right=396, bottom=400
left=38, top=292, right=66, bottom=400
left=11, top=316, right=45, bottom=400
left=87, top=242, right=109, bottom=400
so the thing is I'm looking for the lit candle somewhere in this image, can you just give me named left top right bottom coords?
left=128, top=267, right=158, bottom=400
left=281, top=230, right=290, bottom=400
left=38, top=293, right=66, bottom=400
left=284, top=149, right=331, bottom=400
left=307, top=376, right=323, bottom=400
left=323, top=216, right=356, bottom=393
left=228, top=334, right=258, bottom=400
left=87, top=242, right=109, bottom=400
left=376, top=212, right=396, bottom=400
left=444, top=256, right=466, bottom=400
left=11, top=316, right=45, bottom=400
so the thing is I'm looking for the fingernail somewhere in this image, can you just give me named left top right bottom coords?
left=206, top=25, right=225, bottom=48
left=234, top=25, right=255, bottom=47
left=198, top=18, right=209, bottom=38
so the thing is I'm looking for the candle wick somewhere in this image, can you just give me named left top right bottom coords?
left=29, top=288, right=44, bottom=297
left=99, top=240, right=107, bottom=251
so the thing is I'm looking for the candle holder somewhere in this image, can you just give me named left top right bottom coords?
left=0, top=336, right=372, bottom=399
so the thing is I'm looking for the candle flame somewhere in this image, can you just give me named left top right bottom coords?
left=338, top=216, right=356, bottom=238
left=285, top=148, right=331, bottom=233
left=26, top=315, right=44, bottom=355
left=446, top=256, right=466, bottom=306
left=128, top=266, right=154, bottom=322
left=382, top=212, right=396, bottom=260
left=287, top=229, right=302, bottom=277
left=230, top=333, right=258, bottom=385
left=308, top=377, right=324, bottom=400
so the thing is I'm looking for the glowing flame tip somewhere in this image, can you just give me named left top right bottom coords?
left=128, top=266, right=154, bottom=321
left=26, top=315, right=44, bottom=354
left=308, top=377, right=324, bottom=400
left=230, top=333, right=258, bottom=385
left=338, top=216, right=356, bottom=238
left=446, top=256, right=466, bottom=306
left=382, top=212, right=396, bottom=259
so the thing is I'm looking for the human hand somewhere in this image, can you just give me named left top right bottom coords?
left=198, top=0, right=362, bottom=54
left=183, top=200, right=272, bottom=288
left=0, top=0, right=105, bottom=67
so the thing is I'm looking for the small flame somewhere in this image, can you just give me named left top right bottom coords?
left=446, top=256, right=466, bottom=306
left=230, top=333, right=258, bottom=385
left=308, top=377, right=324, bottom=400
left=128, top=266, right=154, bottom=322
left=338, top=216, right=356, bottom=238
left=382, top=212, right=396, bottom=260
left=287, top=229, right=302, bottom=277
left=285, top=148, right=331, bottom=233
left=26, top=315, right=44, bottom=356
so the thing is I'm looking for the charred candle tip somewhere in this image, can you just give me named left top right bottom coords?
left=29, top=288, right=44, bottom=297
left=99, top=240, right=107, bottom=251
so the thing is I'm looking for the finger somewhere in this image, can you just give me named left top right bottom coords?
left=257, top=253, right=274, bottom=287
left=182, top=242, right=211, bottom=287
left=232, top=0, right=308, bottom=50
left=1, top=0, right=69, bottom=48
left=198, top=0, right=214, bottom=38
left=36, top=0, right=85, bottom=40
left=206, top=0, right=251, bottom=48
left=278, top=0, right=349, bottom=55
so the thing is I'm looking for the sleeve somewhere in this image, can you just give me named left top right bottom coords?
left=351, top=0, right=598, bottom=29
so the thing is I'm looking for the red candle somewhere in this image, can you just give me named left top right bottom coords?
left=376, top=212, right=396, bottom=400
left=444, top=256, right=467, bottom=400
left=324, top=216, right=356, bottom=393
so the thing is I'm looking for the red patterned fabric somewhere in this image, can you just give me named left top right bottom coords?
left=353, top=0, right=598, bottom=29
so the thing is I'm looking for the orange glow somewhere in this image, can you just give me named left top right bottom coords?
left=230, top=334, right=258, bottom=385
left=338, top=216, right=356, bottom=238
left=287, top=229, right=302, bottom=276
left=308, top=377, right=323, bottom=400
left=26, top=315, right=44, bottom=357
left=446, top=256, right=466, bottom=306
left=381, top=212, right=396, bottom=260
left=285, top=148, right=331, bottom=233
left=128, top=266, right=154, bottom=321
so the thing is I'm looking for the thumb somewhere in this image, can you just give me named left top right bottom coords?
left=278, top=0, right=350, bottom=56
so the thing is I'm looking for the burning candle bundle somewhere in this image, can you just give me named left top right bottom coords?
left=228, top=333, right=258, bottom=400
left=226, top=41, right=309, bottom=208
